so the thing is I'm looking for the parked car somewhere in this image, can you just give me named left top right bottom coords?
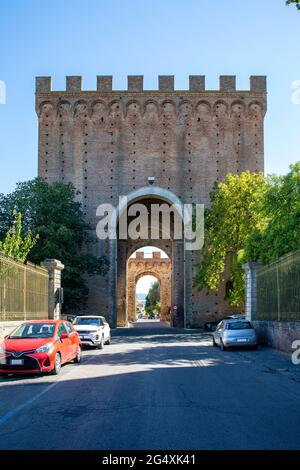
left=205, top=315, right=245, bottom=331
left=0, top=320, right=82, bottom=376
left=73, top=316, right=111, bottom=349
left=212, top=319, right=257, bottom=350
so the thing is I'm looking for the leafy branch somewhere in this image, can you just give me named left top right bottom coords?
left=0, top=210, right=39, bottom=262
left=286, top=0, right=300, bottom=10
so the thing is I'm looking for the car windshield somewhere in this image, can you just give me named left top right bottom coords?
left=9, top=323, right=55, bottom=339
left=74, top=318, right=101, bottom=326
left=226, top=321, right=252, bottom=330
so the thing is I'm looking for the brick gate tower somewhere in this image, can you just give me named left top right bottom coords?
left=35, top=74, right=267, bottom=327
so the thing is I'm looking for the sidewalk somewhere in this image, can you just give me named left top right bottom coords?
left=235, top=344, right=300, bottom=384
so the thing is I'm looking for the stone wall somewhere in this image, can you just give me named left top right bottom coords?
left=254, top=321, right=300, bottom=354
left=36, top=75, right=266, bottom=216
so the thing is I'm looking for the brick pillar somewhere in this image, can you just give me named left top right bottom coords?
left=242, top=262, right=261, bottom=321
left=117, top=242, right=127, bottom=327
left=41, top=259, right=64, bottom=320
left=108, top=239, right=117, bottom=328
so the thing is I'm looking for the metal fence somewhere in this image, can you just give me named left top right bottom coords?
left=0, top=252, right=49, bottom=322
left=257, top=250, right=300, bottom=321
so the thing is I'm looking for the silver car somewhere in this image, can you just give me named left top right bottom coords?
left=212, top=319, right=257, bottom=350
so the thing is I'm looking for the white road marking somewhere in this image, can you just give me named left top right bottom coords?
left=0, top=352, right=103, bottom=428
left=0, top=380, right=59, bottom=427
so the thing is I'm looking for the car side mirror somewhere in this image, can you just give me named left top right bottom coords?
left=60, top=333, right=69, bottom=340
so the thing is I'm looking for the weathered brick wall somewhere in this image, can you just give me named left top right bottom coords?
left=36, top=75, right=267, bottom=327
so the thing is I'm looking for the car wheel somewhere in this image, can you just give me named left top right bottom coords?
left=212, top=336, right=217, bottom=347
left=97, top=335, right=104, bottom=350
left=51, top=352, right=62, bottom=375
left=74, top=346, right=82, bottom=363
left=220, top=339, right=227, bottom=351
left=105, top=335, right=111, bottom=345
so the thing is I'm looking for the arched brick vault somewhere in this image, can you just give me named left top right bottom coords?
left=127, top=252, right=172, bottom=322
left=116, top=191, right=184, bottom=328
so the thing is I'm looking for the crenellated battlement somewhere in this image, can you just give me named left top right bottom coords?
left=35, top=75, right=267, bottom=94
left=130, top=251, right=169, bottom=261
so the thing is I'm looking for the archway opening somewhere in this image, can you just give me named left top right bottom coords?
left=136, top=275, right=160, bottom=321
left=115, top=190, right=185, bottom=328
left=126, top=246, right=172, bottom=326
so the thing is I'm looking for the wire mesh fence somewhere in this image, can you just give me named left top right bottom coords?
left=257, top=250, right=300, bottom=321
left=0, top=252, right=49, bottom=322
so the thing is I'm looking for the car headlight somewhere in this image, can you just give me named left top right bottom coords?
left=35, top=342, right=53, bottom=353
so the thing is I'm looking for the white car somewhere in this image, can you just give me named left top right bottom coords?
left=73, top=316, right=111, bottom=349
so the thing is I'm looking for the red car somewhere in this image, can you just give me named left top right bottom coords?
left=0, top=320, right=82, bottom=376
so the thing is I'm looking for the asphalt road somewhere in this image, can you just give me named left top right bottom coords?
left=0, top=322, right=300, bottom=450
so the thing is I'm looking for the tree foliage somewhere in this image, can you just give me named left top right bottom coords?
left=286, top=0, right=300, bottom=10
left=0, top=210, right=39, bottom=262
left=194, top=172, right=267, bottom=307
left=195, top=164, right=300, bottom=308
left=0, top=178, right=108, bottom=311
left=245, top=163, right=300, bottom=263
left=145, top=280, right=160, bottom=317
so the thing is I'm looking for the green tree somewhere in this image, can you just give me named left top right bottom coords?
left=245, top=163, right=300, bottom=263
left=286, top=0, right=300, bottom=10
left=145, top=280, right=160, bottom=317
left=194, top=171, right=267, bottom=307
left=0, top=210, right=39, bottom=262
left=0, top=178, right=108, bottom=311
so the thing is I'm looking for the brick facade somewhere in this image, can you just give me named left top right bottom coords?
left=36, top=74, right=267, bottom=327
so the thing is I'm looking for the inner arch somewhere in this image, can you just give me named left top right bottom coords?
left=126, top=246, right=172, bottom=325
left=136, top=274, right=160, bottom=320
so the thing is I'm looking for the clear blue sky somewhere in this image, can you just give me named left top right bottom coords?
left=0, top=0, right=299, bottom=195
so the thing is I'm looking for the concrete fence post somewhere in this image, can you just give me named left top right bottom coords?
left=41, top=259, right=64, bottom=320
left=242, top=262, right=261, bottom=321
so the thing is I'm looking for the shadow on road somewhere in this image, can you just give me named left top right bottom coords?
left=0, top=346, right=299, bottom=450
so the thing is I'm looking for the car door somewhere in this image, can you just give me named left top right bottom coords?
left=57, top=322, right=70, bottom=362
left=64, top=322, right=78, bottom=358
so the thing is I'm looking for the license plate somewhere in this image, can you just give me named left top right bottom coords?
left=237, top=338, right=248, bottom=343
left=10, top=359, right=24, bottom=365
left=80, top=336, right=88, bottom=340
